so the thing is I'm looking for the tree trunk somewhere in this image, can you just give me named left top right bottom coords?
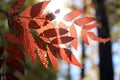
left=93, top=0, right=114, bottom=80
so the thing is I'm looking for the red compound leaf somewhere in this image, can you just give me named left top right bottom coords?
left=64, top=9, right=83, bottom=21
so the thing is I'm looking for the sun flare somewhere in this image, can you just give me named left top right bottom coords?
left=43, top=0, right=71, bottom=22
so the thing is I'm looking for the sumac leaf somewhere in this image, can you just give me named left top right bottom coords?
left=70, top=24, right=78, bottom=50
left=47, top=44, right=58, bottom=69
left=83, top=23, right=101, bottom=30
left=46, top=13, right=56, bottom=21
left=38, top=49, right=48, bottom=68
left=87, top=32, right=111, bottom=43
left=5, top=45, right=25, bottom=62
left=4, top=33, right=23, bottom=45
left=6, top=73, right=18, bottom=80
left=37, top=22, right=55, bottom=34
left=58, top=48, right=82, bottom=68
left=55, top=9, right=60, bottom=14
left=81, top=30, right=89, bottom=45
left=36, top=37, right=46, bottom=51
left=17, top=17, right=30, bottom=29
left=20, top=1, right=50, bottom=18
left=34, top=18, right=46, bottom=28
left=23, top=31, right=37, bottom=64
left=6, top=58, right=24, bottom=74
left=29, top=20, right=40, bottom=29
left=13, top=18, right=24, bottom=33
left=18, top=16, right=46, bottom=29
left=9, top=0, right=26, bottom=14
left=41, top=28, right=69, bottom=38
left=51, top=36, right=74, bottom=44
left=74, top=17, right=95, bottom=26
left=58, top=21, right=67, bottom=29
left=64, top=9, right=83, bottom=21
left=36, top=37, right=48, bottom=68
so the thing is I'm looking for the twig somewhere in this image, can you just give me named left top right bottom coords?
left=0, top=32, right=5, bottom=80
left=0, top=8, right=7, bottom=15
left=0, top=32, right=4, bottom=47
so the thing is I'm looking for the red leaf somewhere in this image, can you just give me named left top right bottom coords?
left=17, top=17, right=30, bottom=29
left=4, top=33, right=23, bottom=45
left=37, top=22, right=55, bottom=34
left=18, top=15, right=46, bottom=29
left=51, top=36, right=74, bottom=44
left=58, top=21, right=67, bottom=29
left=20, top=1, right=50, bottom=18
left=36, top=37, right=46, bottom=51
left=87, top=32, right=111, bottom=43
left=9, top=0, right=26, bottom=14
left=70, top=24, right=78, bottom=50
left=55, top=9, right=60, bottom=14
left=6, top=58, right=24, bottom=74
left=0, top=47, right=4, bottom=57
left=5, top=45, right=25, bottom=62
left=34, top=18, right=46, bottom=28
left=29, top=20, right=40, bottom=29
left=58, top=48, right=82, bottom=68
left=47, top=44, right=58, bottom=69
left=23, top=31, right=37, bottom=64
left=13, top=18, right=24, bottom=33
left=36, top=37, right=48, bottom=68
left=64, top=9, right=83, bottom=21
left=6, top=73, right=18, bottom=80
left=38, top=49, right=48, bottom=68
left=74, top=17, right=95, bottom=26
left=83, top=23, right=101, bottom=30
left=46, top=13, right=56, bottom=21
left=40, top=28, right=69, bottom=38
left=81, top=30, right=89, bottom=45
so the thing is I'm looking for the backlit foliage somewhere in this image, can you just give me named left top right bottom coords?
left=0, top=0, right=110, bottom=80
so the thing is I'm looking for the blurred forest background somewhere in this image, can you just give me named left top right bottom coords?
left=0, top=0, right=120, bottom=80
